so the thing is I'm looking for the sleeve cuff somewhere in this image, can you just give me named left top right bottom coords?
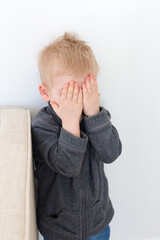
left=82, top=106, right=111, bottom=131
left=59, top=127, right=88, bottom=151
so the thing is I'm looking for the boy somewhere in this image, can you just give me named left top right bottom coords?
left=31, top=32, right=122, bottom=240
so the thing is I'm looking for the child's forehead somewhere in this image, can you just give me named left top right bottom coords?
left=54, top=73, right=89, bottom=87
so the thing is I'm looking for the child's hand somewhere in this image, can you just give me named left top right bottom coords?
left=50, top=80, right=83, bottom=129
left=81, top=73, right=100, bottom=117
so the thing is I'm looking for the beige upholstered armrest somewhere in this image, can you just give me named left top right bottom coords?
left=0, top=106, right=38, bottom=240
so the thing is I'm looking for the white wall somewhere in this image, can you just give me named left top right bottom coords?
left=0, top=0, right=160, bottom=239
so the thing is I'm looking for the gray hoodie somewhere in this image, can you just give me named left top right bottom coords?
left=31, top=101, right=122, bottom=240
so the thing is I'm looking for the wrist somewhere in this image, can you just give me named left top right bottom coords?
left=62, top=122, right=80, bottom=138
left=85, top=107, right=100, bottom=117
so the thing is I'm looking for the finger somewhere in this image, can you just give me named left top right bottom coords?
left=61, top=83, right=68, bottom=102
left=86, top=76, right=92, bottom=93
left=81, top=82, right=88, bottom=95
left=89, top=73, right=96, bottom=88
left=92, top=75, right=98, bottom=88
left=84, top=74, right=89, bottom=83
left=78, top=87, right=82, bottom=104
left=73, top=82, right=79, bottom=102
left=67, top=81, right=74, bottom=100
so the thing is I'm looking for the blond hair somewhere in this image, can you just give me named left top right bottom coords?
left=37, top=32, right=100, bottom=89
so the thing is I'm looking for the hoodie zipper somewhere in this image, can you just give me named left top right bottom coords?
left=79, top=155, right=86, bottom=240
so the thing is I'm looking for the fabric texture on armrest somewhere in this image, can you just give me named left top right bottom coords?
left=0, top=106, right=38, bottom=240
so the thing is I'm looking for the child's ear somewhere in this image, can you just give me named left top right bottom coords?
left=38, top=84, right=50, bottom=102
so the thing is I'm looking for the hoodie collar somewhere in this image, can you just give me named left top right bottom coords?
left=47, top=101, right=62, bottom=125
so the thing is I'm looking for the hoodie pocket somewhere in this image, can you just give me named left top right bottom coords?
left=87, top=201, right=105, bottom=233
left=47, top=209, right=80, bottom=238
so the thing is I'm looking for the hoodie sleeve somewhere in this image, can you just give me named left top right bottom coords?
left=82, top=106, right=122, bottom=164
left=31, top=122, right=88, bottom=177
